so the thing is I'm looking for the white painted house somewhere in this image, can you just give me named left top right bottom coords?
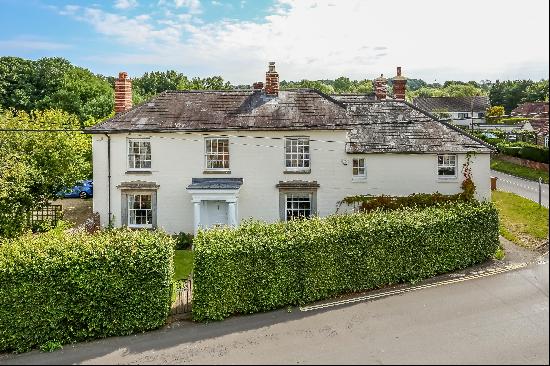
left=86, top=64, right=494, bottom=235
left=413, top=96, right=490, bottom=128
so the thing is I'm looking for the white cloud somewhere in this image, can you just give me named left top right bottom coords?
left=61, top=0, right=549, bottom=83
left=174, top=0, right=201, bottom=14
left=114, top=0, right=138, bottom=9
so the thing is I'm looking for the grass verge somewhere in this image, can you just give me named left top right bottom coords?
left=491, top=157, right=549, bottom=183
left=492, top=190, right=549, bottom=249
left=174, top=249, right=194, bottom=281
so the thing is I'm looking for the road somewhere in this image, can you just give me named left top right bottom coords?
left=491, top=170, right=549, bottom=207
left=2, top=255, right=548, bottom=365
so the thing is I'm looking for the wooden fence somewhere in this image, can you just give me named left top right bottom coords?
left=28, top=204, right=63, bottom=229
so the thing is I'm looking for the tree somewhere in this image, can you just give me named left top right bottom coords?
left=486, top=105, right=505, bottom=123
left=0, top=109, right=91, bottom=237
left=0, top=57, right=113, bottom=124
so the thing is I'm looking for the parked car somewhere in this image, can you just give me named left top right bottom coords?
left=481, top=132, right=498, bottom=139
left=58, top=179, right=93, bottom=199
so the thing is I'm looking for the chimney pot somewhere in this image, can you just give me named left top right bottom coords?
left=114, top=71, right=132, bottom=114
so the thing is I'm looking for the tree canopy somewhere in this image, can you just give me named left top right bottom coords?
left=0, top=109, right=91, bottom=237
left=0, top=57, right=113, bottom=125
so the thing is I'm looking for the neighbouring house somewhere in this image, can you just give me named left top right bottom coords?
left=413, top=96, right=490, bottom=128
left=86, top=64, right=493, bottom=235
left=511, top=102, right=549, bottom=147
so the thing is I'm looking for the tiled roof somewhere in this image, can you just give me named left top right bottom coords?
left=87, top=90, right=350, bottom=132
left=511, top=102, right=549, bottom=117
left=86, top=90, right=492, bottom=153
left=413, top=96, right=489, bottom=113
left=344, top=100, right=492, bottom=153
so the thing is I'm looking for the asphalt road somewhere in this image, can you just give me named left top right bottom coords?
left=491, top=170, right=549, bottom=207
left=2, top=255, right=548, bottom=365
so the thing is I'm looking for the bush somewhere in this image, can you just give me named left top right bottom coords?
left=192, top=202, right=499, bottom=321
left=174, top=232, right=194, bottom=250
left=339, top=192, right=469, bottom=212
left=0, top=228, right=175, bottom=353
left=496, top=142, right=549, bottom=163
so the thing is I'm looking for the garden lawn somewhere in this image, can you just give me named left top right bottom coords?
left=492, top=190, right=549, bottom=249
left=491, top=157, right=549, bottom=183
left=174, top=250, right=194, bottom=281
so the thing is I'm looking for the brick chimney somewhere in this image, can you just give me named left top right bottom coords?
left=253, top=81, right=264, bottom=90
left=114, top=71, right=132, bottom=114
left=265, top=62, right=279, bottom=96
left=392, top=66, right=407, bottom=100
left=374, top=74, right=387, bottom=100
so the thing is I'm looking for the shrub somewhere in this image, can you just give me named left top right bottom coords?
left=496, top=142, right=549, bottom=163
left=192, top=202, right=499, bottom=321
left=0, top=228, right=174, bottom=353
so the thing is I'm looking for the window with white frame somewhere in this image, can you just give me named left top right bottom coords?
left=285, top=137, right=310, bottom=170
left=457, top=113, right=469, bottom=119
left=285, top=193, right=312, bottom=220
left=127, top=194, right=153, bottom=228
left=437, top=154, right=457, bottom=178
left=352, top=158, right=366, bottom=178
left=128, top=138, right=151, bottom=170
left=205, top=138, right=230, bottom=170
left=545, top=135, right=548, bottom=148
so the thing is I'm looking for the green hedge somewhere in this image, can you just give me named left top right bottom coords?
left=497, top=142, right=549, bottom=163
left=0, top=228, right=175, bottom=353
left=193, top=202, right=499, bottom=321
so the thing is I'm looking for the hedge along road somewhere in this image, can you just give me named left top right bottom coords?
left=492, top=169, right=549, bottom=207
left=2, top=255, right=547, bottom=365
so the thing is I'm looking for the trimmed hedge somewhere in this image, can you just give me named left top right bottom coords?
left=497, top=142, right=549, bottom=163
left=0, top=228, right=174, bottom=353
left=193, top=202, right=499, bottom=321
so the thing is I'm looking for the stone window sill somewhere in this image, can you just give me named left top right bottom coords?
left=126, top=170, right=152, bottom=175
left=203, top=170, right=231, bottom=174
left=284, top=169, right=311, bottom=174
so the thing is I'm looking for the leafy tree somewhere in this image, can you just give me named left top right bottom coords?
left=0, top=109, right=91, bottom=237
left=0, top=57, right=113, bottom=124
left=488, top=79, right=549, bottom=113
left=487, top=105, right=505, bottom=123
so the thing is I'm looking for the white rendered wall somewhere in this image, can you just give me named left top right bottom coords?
left=91, top=130, right=491, bottom=234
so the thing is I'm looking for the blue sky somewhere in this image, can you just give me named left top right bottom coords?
left=1, top=0, right=549, bottom=84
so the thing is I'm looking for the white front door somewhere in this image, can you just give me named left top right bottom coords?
left=202, top=200, right=228, bottom=229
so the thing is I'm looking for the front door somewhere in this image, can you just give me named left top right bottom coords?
left=202, top=200, right=228, bottom=229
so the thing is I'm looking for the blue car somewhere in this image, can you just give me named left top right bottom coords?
left=59, top=179, right=93, bottom=199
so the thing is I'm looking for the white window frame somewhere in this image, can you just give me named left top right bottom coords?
left=457, top=112, right=469, bottom=119
left=284, top=137, right=310, bottom=172
left=352, top=158, right=367, bottom=180
left=204, top=137, right=230, bottom=171
left=545, top=135, right=549, bottom=148
left=284, top=192, right=312, bottom=221
left=437, top=154, right=457, bottom=179
left=127, top=193, right=153, bottom=229
left=127, top=138, right=151, bottom=171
